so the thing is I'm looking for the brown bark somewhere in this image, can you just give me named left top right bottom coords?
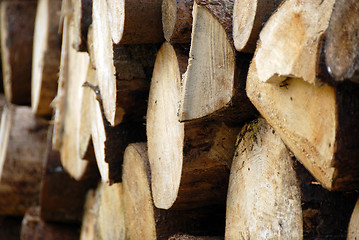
left=324, top=0, right=359, bottom=83
left=247, top=57, right=359, bottom=191
left=31, top=0, right=62, bottom=116
left=21, top=207, right=80, bottom=240
left=123, top=143, right=225, bottom=240
left=106, top=0, right=164, bottom=44
left=162, top=0, right=193, bottom=43
left=0, top=1, right=36, bottom=105
left=73, top=0, right=92, bottom=52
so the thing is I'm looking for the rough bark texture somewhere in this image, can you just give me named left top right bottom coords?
left=73, top=0, right=92, bottom=51
left=232, top=0, right=282, bottom=53
left=247, top=58, right=359, bottom=191
left=21, top=207, right=80, bottom=240
left=107, top=0, right=164, bottom=44
left=0, top=106, right=48, bottom=216
left=225, top=118, right=302, bottom=240
left=123, top=143, right=225, bottom=240
left=162, top=0, right=193, bottom=43
left=0, top=1, right=36, bottom=105
left=325, top=0, right=359, bottom=83
left=31, top=0, right=62, bottom=116
left=179, top=2, right=257, bottom=122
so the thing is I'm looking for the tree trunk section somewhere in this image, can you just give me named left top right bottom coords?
left=31, top=0, right=62, bottom=116
left=225, top=118, right=303, bottom=240
left=179, top=2, right=256, bottom=122
left=254, top=0, right=335, bottom=86
left=324, top=0, right=359, bottom=83
left=0, top=105, right=48, bottom=215
left=106, top=0, right=164, bottom=44
left=162, top=0, right=193, bottom=43
left=0, top=1, right=36, bottom=105
left=80, top=190, right=98, bottom=240
left=73, top=0, right=92, bottom=52
left=246, top=57, right=359, bottom=191
left=123, top=143, right=226, bottom=240
left=232, top=0, right=282, bottom=53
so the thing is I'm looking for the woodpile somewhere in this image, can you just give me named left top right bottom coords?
left=0, top=0, right=358, bottom=239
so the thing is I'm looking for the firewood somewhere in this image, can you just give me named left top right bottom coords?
left=92, top=0, right=159, bottom=126
left=31, top=0, right=62, bottom=116
left=73, top=0, right=92, bottom=51
left=348, top=198, right=359, bottom=239
left=0, top=1, right=36, bottom=105
left=225, top=118, right=303, bottom=239
left=80, top=190, right=98, bottom=240
left=324, top=0, right=359, bottom=83
left=232, top=0, right=282, bottom=53
left=21, top=207, right=80, bottom=240
left=147, top=42, right=240, bottom=209
left=106, top=0, right=163, bottom=44
left=168, top=234, right=222, bottom=240
left=123, top=143, right=226, bottom=240
left=254, top=0, right=335, bottom=86
left=0, top=105, right=48, bottom=215
left=162, top=0, right=193, bottom=43
left=246, top=58, right=359, bottom=191
left=179, top=1, right=256, bottom=122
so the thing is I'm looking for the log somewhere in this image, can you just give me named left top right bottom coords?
left=324, top=0, right=359, bottom=83
left=106, top=0, right=163, bottom=44
left=80, top=190, right=98, bottom=240
left=0, top=105, right=48, bottom=215
left=95, top=182, right=125, bottom=240
left=179, top=1, right=256, bottom=122
left=232, top=0, right=282, bottom=53
left=31, top=0, right=62, bottom=116
left=348, top=198, right=359, bottom=239
left=147, top=42, right=241, bottom=209
left=40, top=126, right=99, bottom=223
left=246, top=58, right=359, bottom=191
left=162, top=0, right=193, bottom=43
left=254, top=0, right=335, bottom=86
left=0, top=216, right=22, bottom=240
left=21, top=207, right=80, bottom=240
left=0, top=1, right=36, bottom=105
left=92, top=0, right=159, bottom=126
left=168, top=234, right=222, bottom=240
left=73, top=0, right=92, bottom=51
left=225, top=118, right=303, bottom=239
left=123, top=143, right=225, bottom=239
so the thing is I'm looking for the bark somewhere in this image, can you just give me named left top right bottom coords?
left=246, top=57, right=359, bottom=191
left=31, top=0, right=62, bottom=116
left=324, top=0, right=359, bottom=83
left=225, top=118, right=303, bottom=240
left=162, top=0, right=193, bottom=43
left=179, top=2, right=257, bottom=122
left=0, top=1, right=36, bottom=105
left=73, top=0, right=92, bottom=51
left=255, top=0, right=335, bottom=86
left=232, top=0, right=282, bottom=53
left=106, top=0, right=164, bottom=44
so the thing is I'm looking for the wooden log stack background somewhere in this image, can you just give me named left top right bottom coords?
left=0, top=0, right=358, bottom=239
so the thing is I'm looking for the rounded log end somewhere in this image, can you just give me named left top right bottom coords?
left=107, top=0, right=125, bottom=44
left=147, top=42, right=184, bottom=209
left=162, top=0, right=178, bottom=42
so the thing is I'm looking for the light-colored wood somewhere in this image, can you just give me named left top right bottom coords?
left=1, top=1, right=36, bottom=105
left=0, top=106, right=48, bottom=215
left=162, top=0, right=193, bottom=43
left=21, top=207, right=80, bottom=240
left=179, top=2, right=256, bottom=122
left=31, top=0, right=62, bottom=116
left=325, top=0, right=359, bottom=83
left=73, top=0, right=92, bottom=51
left=80, top=190, right=98, bottom=240
left=246, top=57, right=359, bottom=191
left=225, top=118, right=302, bottom=240
left=255, top=0, right=335, bottom=86
left=96, top=182, right=125, bottom=240
left=169, top=234, right=222, bottom=240
left=147, top=42, right=240, bottom=209
left=232, top=0, right=282, bottom=53
left=106, top=0, right=163, bottom=44
left=348, top=198, right=359, bottom=239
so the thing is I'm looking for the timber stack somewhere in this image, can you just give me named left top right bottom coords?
left=0, top=0, right=358, bottom=239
